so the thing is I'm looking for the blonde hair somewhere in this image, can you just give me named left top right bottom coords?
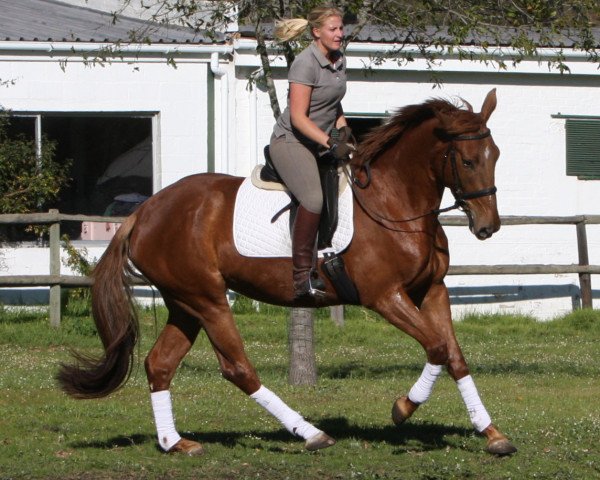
left=274, top=6, right=343, bottom=42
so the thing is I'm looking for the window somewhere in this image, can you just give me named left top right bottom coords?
left=3, top=113, right=153, bottom=239
left=346, top=113, right=388, bottom=142
left=564, top=117, right=600, bottom=179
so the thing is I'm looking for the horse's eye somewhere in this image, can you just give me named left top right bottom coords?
left=462, top=159, right=474, bottom=169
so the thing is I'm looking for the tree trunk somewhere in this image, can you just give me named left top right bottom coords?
left=288, top=307, right=317, bottom=386
left=255, top=28, right=281, bottom=120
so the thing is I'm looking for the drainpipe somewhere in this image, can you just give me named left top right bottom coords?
left=210, top=52, right=229, bottom=174
left=249, top=69, right=260, bottom=167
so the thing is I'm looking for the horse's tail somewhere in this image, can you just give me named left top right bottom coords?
left=57, top=213, right=140, bottom=399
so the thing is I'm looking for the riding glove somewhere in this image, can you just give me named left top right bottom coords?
left=327, top=134, right=355, bottom=161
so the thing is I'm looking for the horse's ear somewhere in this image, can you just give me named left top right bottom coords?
left=480, top=88, right=497, bottom=122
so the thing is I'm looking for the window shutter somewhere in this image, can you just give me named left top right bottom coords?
left=566, top=119, right=600, bottom=179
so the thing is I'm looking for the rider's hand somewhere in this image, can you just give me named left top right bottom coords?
left=327, top=135, right=356, bottom=161
left=337, top=126, right=357, bottom=147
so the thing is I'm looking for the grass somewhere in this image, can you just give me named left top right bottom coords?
left=0, top=304, right=599, bottom=479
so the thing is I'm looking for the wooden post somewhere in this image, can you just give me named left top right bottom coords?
left=576, top=219, right=592, bottom=309
left=48, top=209, right=61, bottom=327
left=330, top=305, right=344, bottom=326
left=288, top=307, right=317, bottom=386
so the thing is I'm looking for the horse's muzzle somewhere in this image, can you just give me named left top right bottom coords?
left=463, top=201, right=500, bottom=240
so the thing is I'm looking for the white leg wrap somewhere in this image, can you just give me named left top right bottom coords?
left=150, top=390, right=182, bottom=451
left=457, top=375, right=492, bottom=432
left=250, top=385, right=321, bottom=440
left=407, top=363, right=443, bottom=405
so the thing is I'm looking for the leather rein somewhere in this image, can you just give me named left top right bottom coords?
left=344, top=128, right=497, bottom=229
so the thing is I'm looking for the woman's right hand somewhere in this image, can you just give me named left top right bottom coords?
left=327, top=136, right=355, bottom=161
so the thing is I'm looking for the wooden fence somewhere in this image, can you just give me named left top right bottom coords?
left=1, top=210, right=599, bottom=326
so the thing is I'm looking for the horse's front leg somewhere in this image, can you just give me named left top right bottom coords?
left=374, top=282, right=516, bottom=455
left=371, top=285, right=449, bottom=419
left=410, top=281, right=516, bottom=455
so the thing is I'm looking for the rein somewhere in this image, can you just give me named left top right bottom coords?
left=345, top=128, right=497, bottom=230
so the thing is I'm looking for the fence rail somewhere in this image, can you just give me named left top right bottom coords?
left=1, top=210, right=598, bottom=326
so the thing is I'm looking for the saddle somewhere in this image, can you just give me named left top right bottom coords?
left=260, top=145, right=340, bottom=250
left=257, top=146, right=360, bottom=304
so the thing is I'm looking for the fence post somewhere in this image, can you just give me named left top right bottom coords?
left=49, top=209, right=61, bottom=327
left=330, top=305, right=344, bottom=326
left=576, top=219, right=592, bottom=309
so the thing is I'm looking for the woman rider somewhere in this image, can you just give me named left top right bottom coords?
left=270, top=5, right=354, bottom=299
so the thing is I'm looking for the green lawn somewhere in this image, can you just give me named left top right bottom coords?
left=0, top=304, right=599, bottom=479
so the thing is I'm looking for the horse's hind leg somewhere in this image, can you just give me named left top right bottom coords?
left=202, top=302, right=335, bottom=451
left=145, top=300, right=204, bottom=455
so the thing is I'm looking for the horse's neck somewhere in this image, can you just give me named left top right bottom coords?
left=369, top=125, right=444, bottom=215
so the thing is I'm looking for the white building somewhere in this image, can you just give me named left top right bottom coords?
left=1, top=0, right=599, bottom=318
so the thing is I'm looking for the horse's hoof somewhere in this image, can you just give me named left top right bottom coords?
left=482, top=425, right=517, bottom=456
left=486, top=438, right=517, bottom=456
left=305, top=432, right=336, bottom=451
left=391, top=396, right=418, bottom=426
left=167, top=438, right=204, bottom=456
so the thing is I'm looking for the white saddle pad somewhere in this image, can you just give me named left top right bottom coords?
left=233, top=176, right=354, bottom=258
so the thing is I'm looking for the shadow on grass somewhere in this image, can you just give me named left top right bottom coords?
left=70, top=417, right=472, bottom=455
left=320, top=362, right=425, bottom=379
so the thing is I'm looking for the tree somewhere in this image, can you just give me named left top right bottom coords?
left=0, top=110, right=71, bottom=236
left=111, top=0, right=600, bottom=384
left=116, top=1, right=600, bottom=103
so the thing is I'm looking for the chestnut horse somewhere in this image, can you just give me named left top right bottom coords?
left=58, top=89, right=517, bottom=456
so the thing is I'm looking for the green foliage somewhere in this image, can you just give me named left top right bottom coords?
left=0, top=109, right=71, bottom=215
left=119, top=1, right=600, bottom=68
left=112, top=0, right=600, bottom=109
left=60, top=235, right=97, bottom=316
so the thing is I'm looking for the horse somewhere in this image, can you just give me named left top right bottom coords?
left=58, top=88, right=517, bottom=456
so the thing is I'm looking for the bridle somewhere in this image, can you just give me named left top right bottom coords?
left=443, top=128, right=497, bottom=211
left=344, top=127, right=497, bottom=229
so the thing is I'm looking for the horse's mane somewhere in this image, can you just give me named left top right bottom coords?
left=356, top=97, right=484, bottom=165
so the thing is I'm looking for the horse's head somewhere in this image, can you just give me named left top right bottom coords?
left=435, top=89, right=500, bottom=240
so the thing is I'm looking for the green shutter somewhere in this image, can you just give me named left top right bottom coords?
left=566, top=119, right=600, bottom=179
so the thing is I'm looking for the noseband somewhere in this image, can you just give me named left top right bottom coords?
left=445, top=128, right=497, bottom=211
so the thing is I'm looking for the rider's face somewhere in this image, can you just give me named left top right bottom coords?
left=313, top=15, right=344, bottom=55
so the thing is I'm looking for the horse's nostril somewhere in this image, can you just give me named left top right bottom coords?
left=477, top=227, right=493, bottom=240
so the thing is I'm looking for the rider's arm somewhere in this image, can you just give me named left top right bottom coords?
left=335, top=104, right=347, bottom=129
left=289, top=82, right=331, bottom=149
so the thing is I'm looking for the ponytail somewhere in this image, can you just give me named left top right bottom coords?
left=274, top=6, right=344, bottom=43
left=274, top=18, right=310, bottom=42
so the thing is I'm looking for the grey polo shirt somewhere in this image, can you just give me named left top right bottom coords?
left=273, top=42, right=347, bottom=148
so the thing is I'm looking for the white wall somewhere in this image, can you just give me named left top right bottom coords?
left=1, top=41, right=599, bottom=319
left=0, top=52, right=210, bottom=189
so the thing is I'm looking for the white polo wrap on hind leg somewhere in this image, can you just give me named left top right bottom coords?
left=407, top=363, right=443, bottom=404
left=251, top=385, right=321, bottom=440
left=150, top=390, right=182, bottom=451
left=457, top=375, right=492, bottom=432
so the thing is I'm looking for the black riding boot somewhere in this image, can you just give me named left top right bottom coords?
left=292, top=205, right=326, bottom=299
